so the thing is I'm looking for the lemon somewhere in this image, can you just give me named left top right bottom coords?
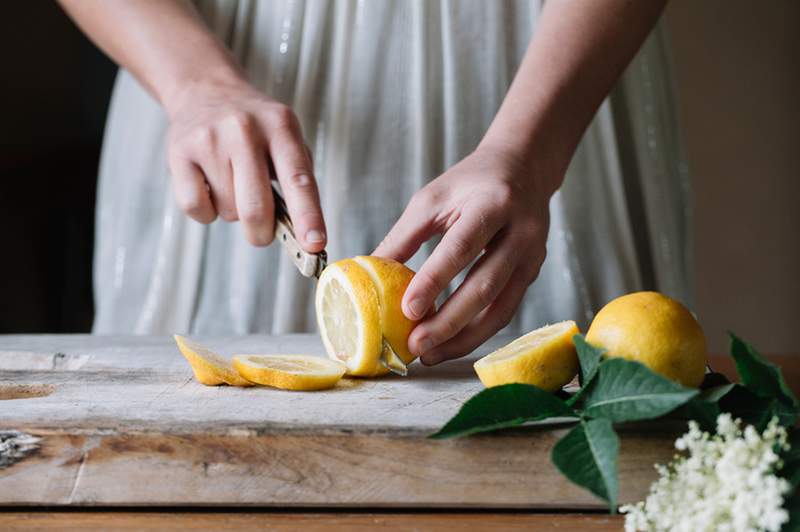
left=232, top=355, right=346, bottom=391
left=586, top=291, right=707, bottom=388
left=173, top=334, right=253, bottom=386
left=315, top=256, right=420, bottom=377
left=473, top=321, right=580, bottom=391
left=353, top=256, right=417, bottom=365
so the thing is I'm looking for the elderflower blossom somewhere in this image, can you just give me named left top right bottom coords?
left=620, top=414, right=791, bottom=532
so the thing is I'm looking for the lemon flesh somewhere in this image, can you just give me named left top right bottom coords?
left=173, top=334, right=253, bottom=386
left=586, top=291, right=706, bottom=388
left=473, top=321, right=580, bottom=391
left=315, top=258, right=384, bottom=376
left=232, top=355, right=346, bottom=391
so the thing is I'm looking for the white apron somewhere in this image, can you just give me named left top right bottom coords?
left=92, top=0, right=692, bottom=337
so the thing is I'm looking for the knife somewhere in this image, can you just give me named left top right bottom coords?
left=271, top=184, right=408, bottom=376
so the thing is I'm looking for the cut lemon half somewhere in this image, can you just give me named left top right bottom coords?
left=232, top=355, right=346, bottom=391
left=473, top=321, right=580, bottom=391
left=315, top=258, right=384, bottom=376
left=173, top=334, right=252, bottom=386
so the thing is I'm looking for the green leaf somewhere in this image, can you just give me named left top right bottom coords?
left=700, top=383, right=736, bottom=403
left=699, top=371, right=731, bottom=390
left=730, top=333, right=798, bottom=408
left=718, top=384, right=798, bottom=429
left=430, top=383, right=576, bottom=439
left=581, top=358, right=699, bottom=422
left=573, top=334, right=604, bottom=387
left=681, top=397, right=721, bottom=432
left=551, top=418, right=620, bottom=511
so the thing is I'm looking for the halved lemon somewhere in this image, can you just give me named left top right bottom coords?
left=315, top=256, right=420, bottom=377
left=473, top=321, right=580, bottom=391
left=353, top=256, right=417, bottom=366
left=173, top=334, right=252, bottom=386
left=232, top=355, right=346, bottom=391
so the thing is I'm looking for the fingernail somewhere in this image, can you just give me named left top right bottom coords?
left=419, top=336, right=435, bottom=355
left=305, top=230, right=325, bottom=243
left=407, top=298, right=426, bottom=319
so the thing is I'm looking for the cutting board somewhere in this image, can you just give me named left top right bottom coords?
left=0, top=334, right=683, bottom=508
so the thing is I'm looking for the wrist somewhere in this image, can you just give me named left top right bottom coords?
left=161, top=63, right=249, bottom=119
left=476, top=133, right=566, bottom=199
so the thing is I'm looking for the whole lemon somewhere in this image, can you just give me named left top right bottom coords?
left=585, top=291, right=707, bottom=388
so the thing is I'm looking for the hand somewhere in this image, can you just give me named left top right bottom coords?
left=165, top=79, right=326, bottom=250
left=374, top=146, right=553, bottom=365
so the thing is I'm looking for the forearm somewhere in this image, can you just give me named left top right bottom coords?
left=481, top=0, right=667, bottom=195
left=58, top=0, right=245, bottom=113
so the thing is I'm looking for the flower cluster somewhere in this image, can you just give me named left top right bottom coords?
left=621, top=414, right=792, bottom=532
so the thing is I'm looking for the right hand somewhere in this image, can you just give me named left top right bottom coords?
left=165, top=79, right=326, bottom=251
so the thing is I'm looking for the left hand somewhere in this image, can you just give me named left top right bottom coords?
left=373, top=145, right=554, bottom=365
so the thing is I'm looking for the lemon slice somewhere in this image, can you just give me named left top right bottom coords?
left=232, top=355, right=346, bottom=391
left=473, top=321, right=580, bottom=391
left=173, top=334, right=253, bottom=386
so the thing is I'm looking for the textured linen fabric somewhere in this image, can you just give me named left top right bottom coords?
left=92, top=0, right=692, bottom=336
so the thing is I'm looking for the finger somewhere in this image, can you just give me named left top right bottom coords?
left=199, top=154, right=237, bottom=222
left=230, top=138, right=275, bottom=246
left=169, top=158, right=217, bottom=224
left=408, top=235, right=518, bottom=356
left=402, top=209, right=504, bottom=321
left=420, top=265, right=535, bottom=366
left=267, top=114, right=326, bottom=252
left=372, top=191, right=439, bottom=263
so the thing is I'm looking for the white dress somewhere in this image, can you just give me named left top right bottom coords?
left=92, top=0, right=692, bottom=337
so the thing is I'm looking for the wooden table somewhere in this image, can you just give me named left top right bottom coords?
left=0, top=334, right=795, bottom=529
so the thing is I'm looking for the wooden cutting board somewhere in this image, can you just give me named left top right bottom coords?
left=0, top=334, right=690, bottom=508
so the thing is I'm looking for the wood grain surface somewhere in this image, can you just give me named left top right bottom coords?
left=0, top=334, right=796, bottom=509
left=0, top=511, right=624, bottom=531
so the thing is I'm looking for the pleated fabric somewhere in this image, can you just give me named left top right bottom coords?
left=92, top=0, right=692, bottom=336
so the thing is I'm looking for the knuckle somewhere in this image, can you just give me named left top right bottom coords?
left=475, top=276, right=499, bottom=308
left=494, top=305, right=516, bottom=330
left=410, top=188, right=434, bottom=211
left=287, top=172, right=315, bottom=189
left=269, top=104, right=298, bottom=130
left=415, top=269, right=444, bottom=299
left=246, top=229, right=274, bottom=247
left=447, top=236, right=473, bottom=265
left=435, top=314, right=461, bottom=340
left=492, top=182, right=515, bottom=208
left=190, top=126, right=217, bottom=150
left=240, top=206, right=270, bottom=225
left=225, top=111, right=256, bottom=137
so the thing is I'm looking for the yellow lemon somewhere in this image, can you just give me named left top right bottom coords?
left=315, top=256, right=420, bottom=377
left=473, top=321, right=580, bottom=391
left=173, top=334, right=253, bottom=386
left=586, top=291, right=707, bottom=388
left=353, top=256, right=417, bottom=365
left=232, top=355, right=346, bottom=391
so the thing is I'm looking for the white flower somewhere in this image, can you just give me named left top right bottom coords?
left=620, top=414, right=792, bottom=532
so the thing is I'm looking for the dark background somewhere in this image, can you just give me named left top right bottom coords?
left=0, top=3, right=116, bottom=332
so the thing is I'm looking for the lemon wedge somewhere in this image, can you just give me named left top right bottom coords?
left=473, top=321, right=580, bottom=391
left=232, top=355, right=346, bottom=391
left=173, top=334, right=253, bottom=386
